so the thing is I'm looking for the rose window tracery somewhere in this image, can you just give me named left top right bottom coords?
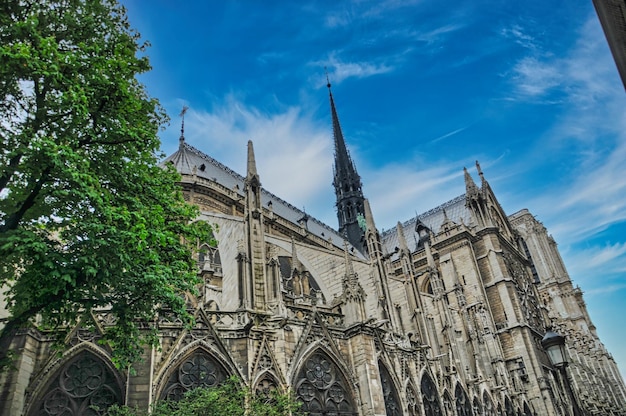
left=295, top=352, right=356, bottom=416
left=33, top=352, right=122, bottom=416
left=160, top=351, right=228, bottom=401
left=420, top=373, right=442, bottom=416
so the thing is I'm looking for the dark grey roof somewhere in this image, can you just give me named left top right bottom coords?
left=162, top=141, right=365, bottom=259
left=381, top=194, right=470, bottom=258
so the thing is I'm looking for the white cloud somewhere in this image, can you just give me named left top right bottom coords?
left=315, top=54, right=394, bottom=85
left=562, top=243, right=626, bottom=281
left=503, top=15, right=626, bottom=307
left=417, top=24, right=463, bottom=45
left=511, top=56, right=562, bottom=98
left=501, top=24, right=537, bottom=50
left=176, top=97, right=336, bottom=224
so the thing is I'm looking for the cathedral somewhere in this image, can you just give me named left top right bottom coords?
left=1, top=86, right=625, bottom=416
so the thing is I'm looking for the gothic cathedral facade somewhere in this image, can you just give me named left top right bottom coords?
left=1, top=88, right=625, bottom=416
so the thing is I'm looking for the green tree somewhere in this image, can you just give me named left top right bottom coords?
left=0, top=0, right=210, bottom=370
left=107, top=377, right=303, bottom=416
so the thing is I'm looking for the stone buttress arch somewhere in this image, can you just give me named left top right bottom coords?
left=26, top=343, right=124, bottom=416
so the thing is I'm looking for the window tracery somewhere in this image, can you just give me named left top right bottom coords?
left=378, top=361, right=401, bottom=416
left=420, top=373, right=442, bottom=416
left=33, top=352, right=122, bottom=416
left=505, top=396, right=515, bottom=416
left=455, top=384, right=474, bottom=416
left=483, top=392, right=496, bottom=416
left=160, top=351, right=228, bottom=401
left=255, top=374, right=278, bottom=396
left=295, top=352, right=356, bottom=416
left=406, top=384, right=420, bottom=416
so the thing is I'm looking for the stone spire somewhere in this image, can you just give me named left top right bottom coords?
left=247, top=140, right=259, bottom=183
left=476, top=160, right=492, bottom=195
left=243, top=140, right=266, bottom=310
left=179, top=106, right=189, bottom=148
left=328, top=82, right=366, bottom=254
left=364, top=198, right=377, bottom=235
left=291, top=236, right=302, bottom=273
left=464, top=166, right=479, bottom=197
left=396, top=222, right=410, bottom=255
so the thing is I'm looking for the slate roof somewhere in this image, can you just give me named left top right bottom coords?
left=380, top=194, right=471, bottom=260
left=162, top=141, right=366, bottom=259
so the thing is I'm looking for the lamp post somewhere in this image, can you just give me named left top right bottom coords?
left=541, top=330, right=584, bottom=416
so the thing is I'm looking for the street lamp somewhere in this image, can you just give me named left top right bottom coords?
left=541, top=330, right=584, bottom=416
left=541, top=331, right=567, bottom=367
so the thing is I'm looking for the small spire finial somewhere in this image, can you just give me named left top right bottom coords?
left=325, top=67, right=331, bottom=89
left=179, top=106, right=189, bottom=143
left=476, top=160, right=483, bottom=177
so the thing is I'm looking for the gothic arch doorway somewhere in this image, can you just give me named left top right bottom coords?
left=294, top=350, right=357, bottom=416
left=29, top=350, right=123, bottom=416
left=159, top=349, right=229, bottom=401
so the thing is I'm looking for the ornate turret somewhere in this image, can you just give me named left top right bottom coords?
left=329, top=82, right=366, bottom=254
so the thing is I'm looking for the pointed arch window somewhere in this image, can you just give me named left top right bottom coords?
left=378, top=361, right=401, bottom=416
left=255, top=373, right=279, bottom=397
left=420, top=373, right=442, bottom=416
left=295, top=351, right=356, bottom=416
left=198, top=243, right=222, bottom=275
left=31, top=351, right=123, bottom=416
left=483, top=392, right=496, bottom=416
left=504, top=396, right=515, bottom=416
left=160, top=351, right=228, bottom=401
left=473, top=396, right=482, bottom=415
left=443, top=390, right=454, bottom=415
left=455, top=384, right=474, bottom=416
left=406, top=384, right=420, bottom=416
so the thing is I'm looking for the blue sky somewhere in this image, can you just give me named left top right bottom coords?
left=122, top=0, right=626, bottom=377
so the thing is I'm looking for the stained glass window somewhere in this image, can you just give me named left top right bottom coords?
left=420, top=373, right=442, bottom=416
left=160, top=351, right=228, bottom=401
left=295, top=352, right=357, bottom=416
left=455, top=384, right=474, bottom=416
left=483, top=392, right=496, bottom=416
left=33, top=352, right=122, bottom=416
left=378, top=361, right=401, bottom=416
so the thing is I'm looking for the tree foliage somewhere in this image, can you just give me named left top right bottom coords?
left=107, top=377, right=302, bottom=416
left=0, top=0, right=211, bottom=370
